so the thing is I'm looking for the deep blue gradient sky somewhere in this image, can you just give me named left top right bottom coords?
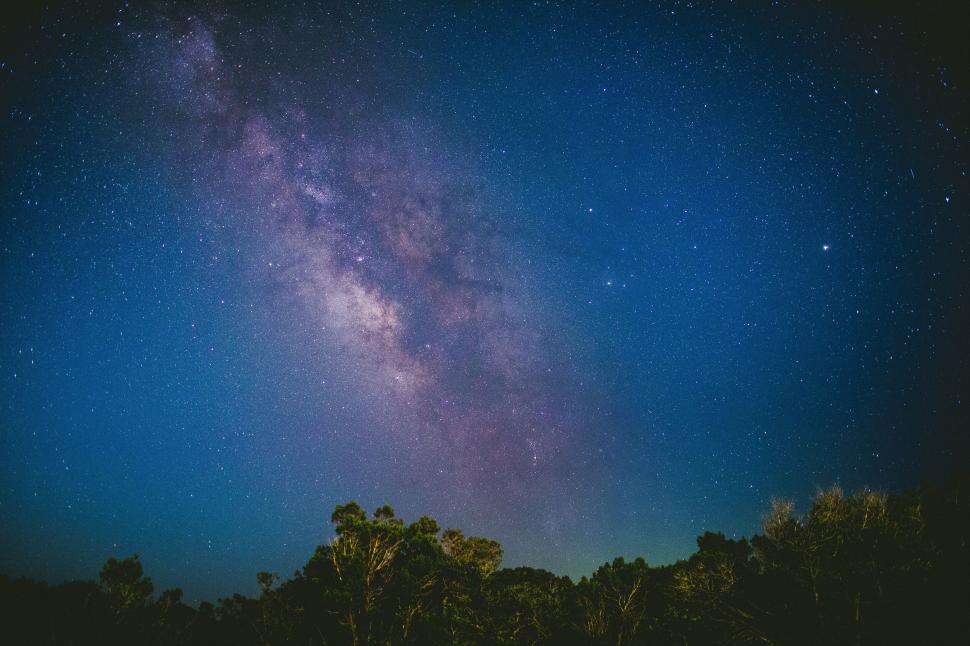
left=2, top=1, right=967, bottom=601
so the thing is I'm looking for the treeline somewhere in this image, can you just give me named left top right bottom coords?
left=2, top=477, right=968, bottom=645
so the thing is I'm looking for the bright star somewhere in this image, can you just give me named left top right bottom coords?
left=822, top=244, right=830, bottom=251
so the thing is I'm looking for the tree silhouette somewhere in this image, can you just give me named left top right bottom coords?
left=1, top=475, right=967, bottom=644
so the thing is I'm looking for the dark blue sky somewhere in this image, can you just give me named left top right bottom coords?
left=2, top=1, right=967, bottom=602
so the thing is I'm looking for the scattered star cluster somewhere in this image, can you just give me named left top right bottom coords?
left=1, top=1, right=967, bottom=601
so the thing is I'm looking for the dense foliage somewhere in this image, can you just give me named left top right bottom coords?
left=2, top=476, right=967, bottom=645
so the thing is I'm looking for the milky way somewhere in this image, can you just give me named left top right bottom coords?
left=134, top=15, right=596, bottom=519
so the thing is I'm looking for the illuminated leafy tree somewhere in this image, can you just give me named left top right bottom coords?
left=99, top=554, right=154, bottom=613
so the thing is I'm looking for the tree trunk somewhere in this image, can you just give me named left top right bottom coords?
left=854, top=591, right=862, bottom=645
left=348, top=612, right=359, bottom=646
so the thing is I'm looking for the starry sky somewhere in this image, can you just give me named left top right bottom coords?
left=2, top=1, right=968, bottom=602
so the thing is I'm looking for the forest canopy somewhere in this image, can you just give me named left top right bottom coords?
left=2, top=476, right=967, bottom=645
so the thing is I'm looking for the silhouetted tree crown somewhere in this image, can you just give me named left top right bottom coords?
left=2, top=475, right=967, bottom=645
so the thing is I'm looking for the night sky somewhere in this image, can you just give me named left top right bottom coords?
left=2, top=1, right=967, bottom=602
